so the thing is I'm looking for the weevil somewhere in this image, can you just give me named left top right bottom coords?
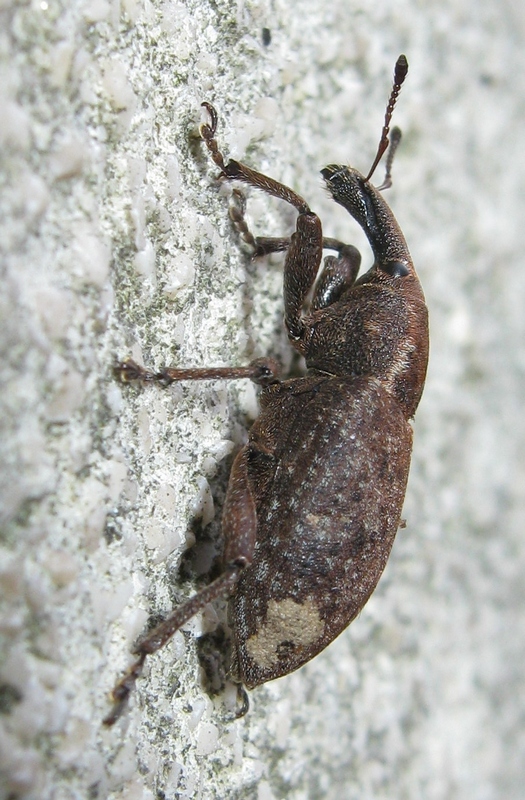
left=104, top=55, right=428, bottom=725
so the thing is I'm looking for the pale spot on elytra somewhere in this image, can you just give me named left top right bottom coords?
left=246, top=597, right=324, bottom=670
left=305, top=512, right=320, bottom=526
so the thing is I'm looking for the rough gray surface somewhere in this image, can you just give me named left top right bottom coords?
left=1, top=0, right=525, bottom=798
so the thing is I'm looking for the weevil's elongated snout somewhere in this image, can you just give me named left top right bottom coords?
left=321, top=165, right=372, bottom=235
left=321, top=165, right=413, bottom=274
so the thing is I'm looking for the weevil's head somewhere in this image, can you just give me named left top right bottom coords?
left=318, top=164, right=428, bottom=419
left=322, top=53, right=409, bottom=273
left=321, top=164, right=414, bottom=278
left=322, top=165, right=376, bottom=238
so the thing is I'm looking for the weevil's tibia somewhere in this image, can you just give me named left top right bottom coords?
left=365, top=54, right=408, bottom=182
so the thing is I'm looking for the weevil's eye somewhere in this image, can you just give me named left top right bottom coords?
left=382, top=260, right=410, bottom=277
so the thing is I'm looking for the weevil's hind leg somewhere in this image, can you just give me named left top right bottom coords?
left=103, top=566, right=242, bottom=726
left=104, top=447, right=258, bottom=726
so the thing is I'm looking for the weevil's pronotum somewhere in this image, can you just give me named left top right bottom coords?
left=105, top=55, right=428, bottom=725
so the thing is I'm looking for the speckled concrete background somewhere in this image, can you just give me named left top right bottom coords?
left=1, top=1, right=525, bottom=798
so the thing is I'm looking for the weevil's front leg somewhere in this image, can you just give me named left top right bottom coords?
left=203, top=108, right=324, bottom=342
left=282, top=210, right=323, bottom=342
left=200, top=103, right=310, bottom=214
left=104, top=446, right=258, bottom=726
left=200, top=104, right=359, bottom=344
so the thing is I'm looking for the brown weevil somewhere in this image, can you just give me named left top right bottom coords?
left=105, top=55, right=428, bottom=725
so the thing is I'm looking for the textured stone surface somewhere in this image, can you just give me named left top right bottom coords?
left=1, top=0, right=525, bottom=798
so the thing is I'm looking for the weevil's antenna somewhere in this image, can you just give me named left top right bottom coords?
left=376, top=126, right=402, bottom=191
left=365, top=55, right=408, bottom=183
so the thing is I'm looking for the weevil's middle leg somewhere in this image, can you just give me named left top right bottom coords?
left=114, top=357, right=280, bottom=387
left=229, top=188, right=291, bottom=256
left=229, top=186, right=362, bottom=276
left=311, top=243, right=361, bottom=311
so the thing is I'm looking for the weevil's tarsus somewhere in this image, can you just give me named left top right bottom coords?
left=103, top=653, right=146, bottom=726
left=199, top=102, right=224, bottom=172
left=229, top=188, right=258, bottom=251
left=235, top=684, right=250, bottom=717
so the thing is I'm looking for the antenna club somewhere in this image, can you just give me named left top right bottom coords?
left=395, top=55, right=409, bottom=84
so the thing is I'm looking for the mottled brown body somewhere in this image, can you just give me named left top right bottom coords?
left=229, top=375, right=413, bottom=687
left=105, top=55, right=429, bottom=725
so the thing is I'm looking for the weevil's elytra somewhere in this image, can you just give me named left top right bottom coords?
left=104, top=55, right=429, bottom=725
left=230, top=374, right=414, bottom=688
